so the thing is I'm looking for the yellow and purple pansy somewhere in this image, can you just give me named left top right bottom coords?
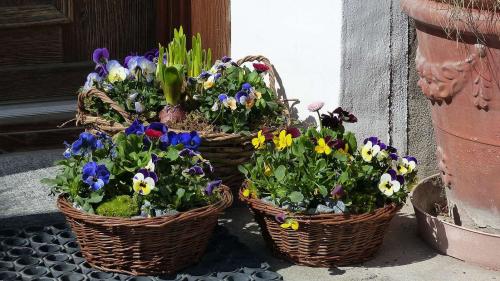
left=133, top=169, right=158, bottom=195
left=397, top=156, right=417, bottom=175
left=361, top=137, right=383, bottom=162
left=378, top=169, right=404, bottom=197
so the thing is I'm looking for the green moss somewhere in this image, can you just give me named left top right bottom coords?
left=96, top=195, right=139, bottom=217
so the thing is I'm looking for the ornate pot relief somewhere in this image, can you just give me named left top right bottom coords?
left=416, top=44, right=495, bottom=110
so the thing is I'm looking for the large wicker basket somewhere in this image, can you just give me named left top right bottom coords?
left=57, top=186, right=232, bottom=276
left=240, top=190, right=401, bottom=267
left=76, top=55, right=297, bottom=188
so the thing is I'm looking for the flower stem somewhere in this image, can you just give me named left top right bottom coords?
left=316, top=111, right=322, bottom=130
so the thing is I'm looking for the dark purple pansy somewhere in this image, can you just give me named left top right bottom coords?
left=143, top=48, right=158, bottom=61
left=95, top=64, right=107, bottom=77
left=199, top=71, right=211, bottom=79
left=214, top=73, right=222, bottom=80
left=137, top=168, right=158, bottom=183
left=179, top=148, right=199, bottom=158
left=221, top=56, right=231, bottom=63
left=92, top=48, right=109, bottom=64
left=261, top=127, right=274, bottom=141
left=185, top=165, right=204, bottom=176
left=286, top=127, right=301, bottom=138
left=364, top=136, right=379, bottom=145
left=205, top=180, right=222, bottom=195
left=389, top=153, right=399, bottom=160
left=331, top=185, right=345, bottom=199
left=275, top=213, right=286, bottom=223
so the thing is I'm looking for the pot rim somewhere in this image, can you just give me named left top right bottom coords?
left=401, top=0, right=500, bottom=38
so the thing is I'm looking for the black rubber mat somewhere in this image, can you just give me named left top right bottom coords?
left=0, top=223, right=282, bottom=281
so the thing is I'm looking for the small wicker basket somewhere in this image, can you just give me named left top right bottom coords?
left=75, top=55, right=297, bottom=188
left=57, top=186, right=232, bottom=276
left=240, top=189, right=401, bottom=267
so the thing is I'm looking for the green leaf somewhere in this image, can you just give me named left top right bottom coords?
left=176, top=188, right=185, bottom=199
left=339, top=171, right=349, bottom=184
left=274, top=165, right=286, bottom=182
left=87, top=192, right=104, bottom=204
left=344, top=132, right=357, bottom=153
left=238, top=165, right=248, bottom=176
left=289, top=191, right=304, bottom=203
left=165, top=148, right=179, bottom=161
left=318, top=186, right=328, bottom=197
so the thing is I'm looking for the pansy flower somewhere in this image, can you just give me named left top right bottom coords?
left=144, top=154, right=159, bottom=172
left=280, top=218, right=299, bottom=231
left=221, top=56, right=231, bottom=63
left=82, top=162, right=110, bottom=191
left=178, top=131, right=202, bottom=150
left=199, top=71, right=211, bottom=80
left=255, top=91, right=262, bottom=99
left=235, top=91, right=248, bottom=105
left=183, top=165, right=205, bottom=177
left=227, top=97, right=237, bottom=111
left=145, top=122, right=168, bottom=139
left=133, top=170, right=157, bottom=195
left=361, top=137, right=382, bottom=162
left=253, top=63, right=270, bottom=73
left=92, top=48, right=109, bottom=64
left=125, top=119, right=145, bottom=136
left=160, top=131, right=179, bottom=150
left=106, top=60, right=129, bottom=83
left=179, top=148, right=199, bottom=158
left=397, top=156, right=417, bottom=175
left=82, top=72, right=102, bottom=92
left=71, top=132, right=103, bottom=156
left=241, top=83, right=252, bottom=92
left=251, top=130, right=266, bottom=149
left=314, top=138, right=332, bottom=155
left=205, top=180, right=222, bottom=196
left=378, top=169, right=404, bottom=196
left=331, top=185, right=344, bottom=200
left=286, top=127, right=301, bottom=138
left=203, top=75, right=216, bottom=89
left=273, top=130, right=292, bottom=150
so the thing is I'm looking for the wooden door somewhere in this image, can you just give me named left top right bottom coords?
left=0, top=0, right=230, bottom=152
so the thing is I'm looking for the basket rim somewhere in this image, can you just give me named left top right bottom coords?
left=57, top=185, right=233, bottom=227
left=239, top=188, right=402, bottom=224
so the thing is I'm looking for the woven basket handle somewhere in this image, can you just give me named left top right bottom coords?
left=236, top=55, right=299, bottom=125
left=77, top=88, right=132, bottom=125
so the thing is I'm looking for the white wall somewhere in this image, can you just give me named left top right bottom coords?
left=231, top=0, right=343, bottom=122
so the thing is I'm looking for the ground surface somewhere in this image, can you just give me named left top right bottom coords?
left=0, top=149, right=499, bottom=281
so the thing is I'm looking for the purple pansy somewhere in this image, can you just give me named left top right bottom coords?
left=221, top=56, right=231, bottom=63
left=82, top=162, right=110, bottom=191
left=275, top=213, right=286, bottom=223
left=241, top=83, right=252, bottom=92
left=92, top=48, right=109, bottom=64
left=179, top=148, right=199, bottom=158
left=184, top=165, right=204, bottom=177
left=71, top=132, right=103, bottom=156
left=331, top=185, right=345, bottom=199
left=125, top=119, right=145, bottom=136
left=235, top=91, right=248, bottom=105
left=205, top=180, right=222, bottom=195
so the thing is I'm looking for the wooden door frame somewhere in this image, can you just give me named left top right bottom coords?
left=155, top=0, right=230, bottom=60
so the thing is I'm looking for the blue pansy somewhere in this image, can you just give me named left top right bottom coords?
left=82, top=162, right=110, bottom=191
left=125, top=119, right=145, bottom=136
left=159, top=131, right=179, bottom=150
left=199, top=71, right=211, bottom=80
left=241, top=83, right=252, bottom=91
left=214, top=73, right=222, bottom=80
left=205, top=180, right=222, bottom=195
left=179, top=131, right=202, bottom=150
left=218, top=93, right=228, bottom=102
left=71, top=132, right=103, bottom=156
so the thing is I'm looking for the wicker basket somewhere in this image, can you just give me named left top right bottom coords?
left=240, top=189, right=401, bottom=267
left=57, top=186, right=232, bottom=276
left=75, top=55, right=297, bottom=188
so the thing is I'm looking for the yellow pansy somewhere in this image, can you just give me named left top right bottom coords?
left=132, top=173, right=155, bottom=195
left=255, top=91, right=262, bottom=99
left=227, top=97, right=237, bottom=111
left=108, top=67, right=128, bottom=83
left=203, top=79, right=214, bottom=89
left=252, top=130, right=266, bottom=150
left=273, top=130, right=292, bottom=150
left=280, top=218, right=299, bottom=231
left=242, top=188, right=250, bottom=197
left=315, top=138, right=332, bottom=155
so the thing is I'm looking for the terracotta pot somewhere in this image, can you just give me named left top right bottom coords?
left=401, top=0, right=500, bottom=228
